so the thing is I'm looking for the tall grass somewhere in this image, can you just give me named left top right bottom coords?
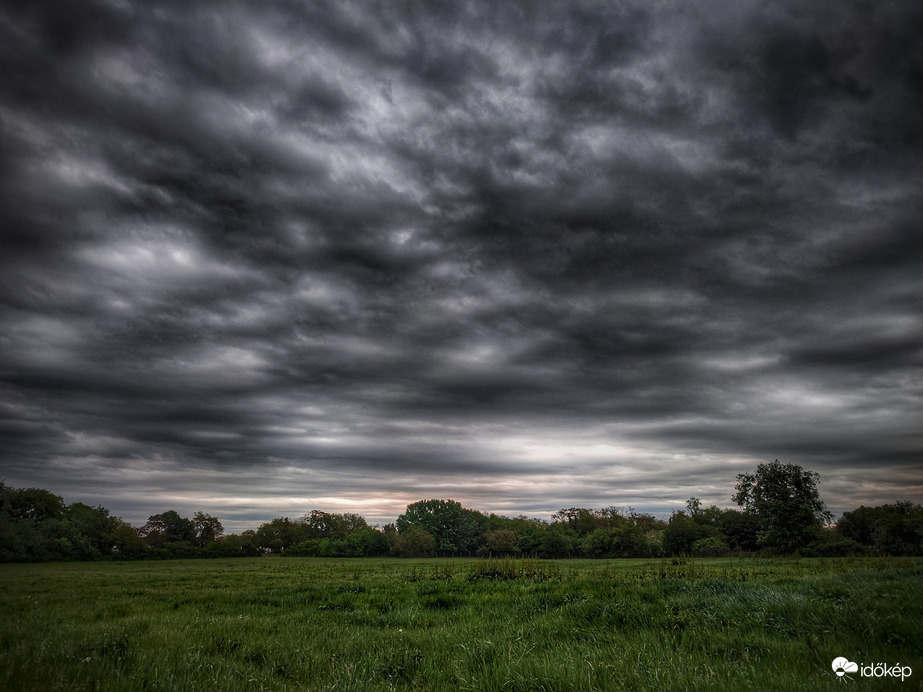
left=1, top=557, right=920, bottom=690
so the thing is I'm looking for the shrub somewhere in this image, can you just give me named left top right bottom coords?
left=691, top=536, right=729, bottom=557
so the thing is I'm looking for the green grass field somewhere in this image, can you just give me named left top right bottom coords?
left=1, top=557, right=920, bottom=691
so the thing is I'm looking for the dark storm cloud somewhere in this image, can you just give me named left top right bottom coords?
left=1, top=0, right=920, bottom=529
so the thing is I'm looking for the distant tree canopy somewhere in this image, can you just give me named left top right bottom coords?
left=193, top=512, right=224, bottom=547
left=734, top=459, right=833, bottom=553
left=397, top=499, right=483, bottom=556
left=394, top=525, right=436, bottom=558
left=0, top=483, right=252, bottom=562
left=0, top=483, right=123, bottom=561
left=303, top=510, right=368, bottom=539
left=139, top=510, right=195, bottom=547
left=2, top=462, right=920, bottom=562
left=836, top=501, right=922, bottom=556
left=284, top=510, right=389, bottom=558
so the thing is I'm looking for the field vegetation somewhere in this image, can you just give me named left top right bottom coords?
left=1, top=556, right=921, bottom=691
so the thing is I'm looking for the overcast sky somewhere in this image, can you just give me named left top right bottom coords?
left=1, top=1, right=921, bottom=532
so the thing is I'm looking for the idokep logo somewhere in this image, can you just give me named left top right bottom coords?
left=832, top=658, right=858, bottom=680
left=832, top=657, right=913, bottom=682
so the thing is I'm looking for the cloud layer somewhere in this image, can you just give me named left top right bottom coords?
left=1, top=0, right=921, bottom=530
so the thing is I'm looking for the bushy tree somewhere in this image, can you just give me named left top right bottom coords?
left=582, top=523, right=660, bottom=558
left=192, top=512, right=224, bottom=547
left=139, top=511, right=196, bottom=548
left=837, top=501, right=922, bottom=556
left=483, top=529, right=517, bottom=556
left=734, top=460, right=832, bottom=553
left=357, top=527, right=391, bottom=556
left=691, top=536, right=729, bottom=557
left=539, top=528, right=573, bottom=558
left=663, top=511, right=717, bottom=555
left=0, top=484, right=67, bottom=561
left=0, top=483, right=261, bottom=562
left=6, top=486, right=66, bottom=523
left=718, top=509, right=761, bottom=552
left=513, top=518, right=546, bottom=557
left=394, top=525, right=435, bottom=557
left=111, top=521, right=146, bottom=556
left=397, top=500, right=482, bottom=555
left=303, top=510, right=366, bottom=539
left=581, top=528, right=620, bottom=558
left=551, top=507, right=598, bottom=536
left=255, top=517, right=305, bottom=553
left=62, top=502, right=119, bottom=558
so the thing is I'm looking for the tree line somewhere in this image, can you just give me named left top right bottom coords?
left=2, top=461, right=921, bottom=562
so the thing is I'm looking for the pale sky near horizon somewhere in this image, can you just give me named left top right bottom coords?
left=1, top=0, right=921, bottom=532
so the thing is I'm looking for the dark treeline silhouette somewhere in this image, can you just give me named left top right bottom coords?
left=2, top=462, right=921, bottom=562
left=0, top=483, right=261, bottom=562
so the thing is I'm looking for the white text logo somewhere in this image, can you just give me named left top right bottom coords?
left=832, top=657, right=912, bottom=682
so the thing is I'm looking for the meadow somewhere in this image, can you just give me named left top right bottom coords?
left=1, top=557, right=920, bottom=691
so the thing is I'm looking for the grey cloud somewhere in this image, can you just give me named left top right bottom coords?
left=1, top=0, right=920, bottom=531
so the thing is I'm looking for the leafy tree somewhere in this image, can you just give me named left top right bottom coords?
left=394, top=525, right=435, bottom=557
left=552, top=507, right=598, bottom=536
left=512, top=518, right=546, bottom=557
left=0, top=483, right=262, bottom=562
left=734, top=460, right=832, bottom=553
left=539, top=528, right=573, bottom=559
left=483, top=529, right=516, bottom=556
left=837, top=501, right=923, bottom=556
left=618, top=522, right=660, bottom=557
left=397, top=500, right=481, bottom=556
left=0, top=484, right=66, bottom=561
left=583, top=523, right=659, bottom=558
left=140, top=511, right=196, bottom=547
left=137, top=516, right=166, bottom=548
left=683, top=498, right=723, bottom=527
left=692, top=536, right=729, bottom=557
left=663, top=511, right=718, bottom=555
left=835, top=505, right=877, bottom=546
left=581, top=528, right=620, bottom=558
left=230, top=530, right=262, bottom=557
left=63, top=502, right=119, bottom=558
left=302, top=510, right=368, bottom=539
left=13, top=487, right=66, bottom=523
left=256, top=517, right=305, bottom=552
left=801, top=531, right=867, bottom=557
left=192, top=512, right=224, bottom=547
left=357, top=527, right=390, bottom=556
left=664, top=500, right=737, bottom=555
left=595, top=506, right=625, bottom=526
left=718, top=509, right=761, bottom=552
left=686, top=497, right=702, bottom=517
left=111, top=520, right=146, bottom=556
